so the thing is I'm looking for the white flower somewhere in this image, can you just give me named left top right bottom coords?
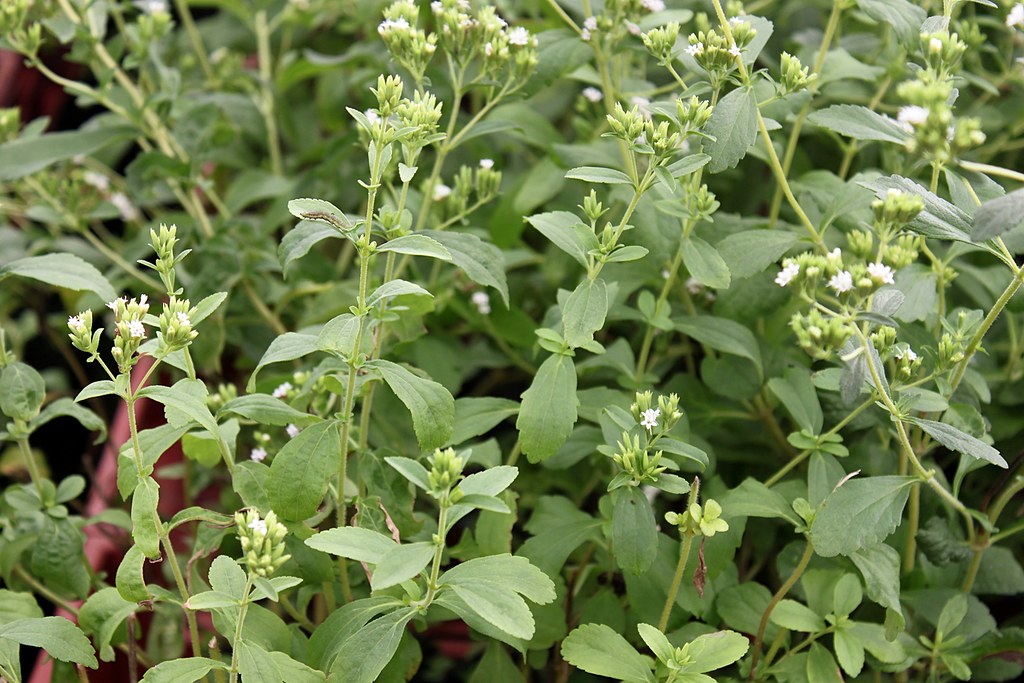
left=430, top=0, right=443, bottom=13
left=895, top=346, right=919, bottom=363
left=929, top=37, right=943, bottom=53
left=867, top=262, right=895, bottom=285
left=176, top=311, right=191, bottom=325
left=138, top=294, right=149, bottom=308
left=128, top=320, right=146, bottom=339
left=433, top=183, right=452, bottom=201
left=110, top=192, right=139, bottom=221
left=68, top=315, right=85, bottom=331
left=828, top=270, right=854, bottom=294
left=250, top=447, right=267, bottom=463
left=641, top=0, right=666, bottom=12
left=248, top=517, right=268, bottom=535
left=631, top=96, right=651, bottom=117
left=507, top=26, right=530, bottom=46
left=272, top=381, right=292, bottom=399
left=827, top=247, right=842, bottom=263
left=582, top=87, right=603, bottom=103
left=378, top=17, right=410, bottom=35
left=661, top=269, right=671, bottom=280
left=686, top=42, right=704, bottom=57
left=365, top=109, right=380, bottom=126
left=1008, top=4, right=1024, bottom=29
left=729, top=44, right=742, bottom=57
left=134, top=0, right=168, bottom=14
left=479, top=158, right=494, bottom=170
left=107, top=296, right=126, bottom=312
left=686, top=277, right=702, bottom=295
left=471, top=291, right=491, bottom=315
left=286, top=424, right=301, bottom=439
left=584, top=17, right=597, bottom=31
left=886, top=188, right=903, bottom=200
left=484, top=41, right=494, bottom=56
left=581, top=29, right=591, bottom=41
left=82, top=171, right=110, bottom=191
left=775, top=261, right=800, bottom=287
left=641, top=408, right=661, bottom=431
left=897, top=105, right=929, bottom=129
left=626, top=21, right=641, bottom=36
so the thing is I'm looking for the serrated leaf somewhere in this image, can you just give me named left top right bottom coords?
left=422, top=230, right=509, bottom=307
left=369, top=360, right=454, bottom=451
left=612, top=487, right=658, bottom=575
left=717, top=230, right=798, bottom=279
left=0, top=126, right=134, bottom=181
left=704, top=87, right=758, bottom=174
left=140, top=657, right=229, bottom=683
left=287, top=197, right=352, bottom=231
left=330, top=608, right=417, bottom=683
left=0, top=616, right=98, bottom=668
left=452, top=397, right=519, bottom=445
left=562, top=278, right=608, bottom=348
left=0, top=362, right=45, bottom=421
left=279, top=220, right=343, bottom=273
left=526, top=211, right=590, bottom=268
left=810, top=476, right=914, bottom=557
left=674, top=315, right=762, bottom=378
left=972, top=189, right=1024, bottom=242
left=218, top=394, right=320, bottom=427
left=266, top=420, right=341, bottom=521
left=371, top=542, right=435, bottom=590
left=248, top=333, right=319, bottom=391
left=807, top=105, right=910, bottom=144
left=0, top=253, right=116, bottom=304
left=565, top=166, right=634, bottom=185
left=366, top=279, right=432, bottom=307
left=376, top=234, right=451, bottom=260
left=905, top=417, right=1006, bottom=468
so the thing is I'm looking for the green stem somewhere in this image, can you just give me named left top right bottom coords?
left=162, top=534, right=204, bottom=658
left=948, top=269, right=1024, bottom=394
left=418, top=502, right=451, bottom=608
left=768, top=0, right=845, bottom=226
left=228, top=574, right=256, bottom=683
left=16, top=437, right=45, bottom=499
left=658, top=531, right=695, bottom=631
left=958, top=159, right=1024, bottom=185
left=173, top=0, right=214, bottom=81
left=750, top=541, right=815, bottom=680
left=255, top=10, right=283, bottom=176
left=903, top=482, right=920, bottom=574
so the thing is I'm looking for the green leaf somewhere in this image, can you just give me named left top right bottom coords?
left=316, top=314, right=362, bottom=359
left=562, top=279, right=609, bottom=348
left=810, top=476, right=915, bottom=557
left=716, top=230, right=798, bottom=279
left=807, top=105, right=910, bottom=144
left=516, top=354, right=579, bottom=463
left=131, top=478, right=161, bottom=560
left=526, top=211, right=590, bottom=268
left=806, top=642, right=843, bottom=683
left=561, top=623, right=654, bottom=683
left=0, top=362, right=45, bottom=421
left=682, top=236, right=731, bottom=289
left=305, top=527, right=397, bottom=563
left=422, top=230, right=509, bottom=307
left=452, top=397, right=519, bottom=445
left=384, top=456, right=431, bottom=491
left=770, top=600, right=825, bottom=632
left=140, top=657, right=229, bottom=683
left=115, top=545, right=152, bottom=603
left=905, top=417, right=1007, bottom=468
left=723, top=479, right=801, bottom=526
left=612, top=487, right=658, bottom=575
left=704, top=87, right=758, bottom=174
left=767, top=367, right=823, bottom=435
left=565, top=166, right=634, bottom=185
left=76, top=380, right=118, bottom=402
left=937, top=593, right=968, bottom=636
left=185, top=591, right=239, bottom=610
left=371, top=542, right=435, bottom=590
left=247, top=332, right=319, bottom=391
left=834, top=628, right=865, bottom=677
left=686, top=630, right=751, bottom=673
left=137, top=382, right=220, bottom=437
left=0, top=616, right=98, bottom=668
left=369, top=360, right=454, bottom=451
left=832, top=574, right=863, bottom=617
left=0, top=126, right=134, bottom=181
left=30, top=518, right=90, bottom=599
left=217, top=395, right=320, bottom=427
left=674, top=316, right=762, bottom=378
left=287, top=198, right=352, bottom=231
left=857, top=0, right=927, bottom=47
left=267, top=420, right=341, bottom=521
left=850, top=543, right=902, bottom=616
left=329, top=608, right=417, bottom=683
left=449, top=581, right=536, bottom=640
left=366, top=279, right=432, bottom=307
left=237, top=640, right=325, bottom=683
left=208, top=555, right=247, bottom=599
left=971, top=190, right=1024, bottom=242
left=637, top=624, right=674, bottom=663
left=666, top=154, right=711, bottom=178
left=307, top=597, right=400, bottom=670
left=279, top=221, right=343, bottom=273
left=439, top=554, right=556, bottom=605
left=0, top=253, right=117, bottom=304
left=376, top=234, right=451, bottom=260
left=860, top=176, right=979, bottom=246
left=78, top=588, right=137, bottom=662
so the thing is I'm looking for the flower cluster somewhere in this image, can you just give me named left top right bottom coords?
left=684, top=20, right=757, bottom=83
left=665, top=498, right=729, bottom=538
left=235, top=510, right=290, bottom=577
left=427, top=447, right=465, bottom=502
left=630, top=391, right=684, bottom=435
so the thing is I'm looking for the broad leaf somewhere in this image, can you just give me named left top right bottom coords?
left=674, top=316, right=762, bottom=378
left=0, top=617, right=98, bottom=668
left=810, top=476, right=914, bottom=557
left=0, top=126, right=134, bottom=181
left=369, top=360, right=454, bottom=450
left=0, top=253, right=116, bottom=302
left=561, top=623, right=654, bottom=683
left=682, top=236, right=730, bottom=289
left=807, top=105, right=910, bottom=144
left=267, top=421, right=341, bottom=521
left=140, top=657, right=230, bottom=683
left=612, top=487, right=658, bottom=575
left=561, top=279, right=608, bottom=348
left=704, top=87, right=758, bottom=174
left=422, top=230, right=509, bottom=307
left=516, top=354, right=579, bottom=463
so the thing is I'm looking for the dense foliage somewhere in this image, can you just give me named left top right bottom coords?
left=2, top=0, right=1024, bottom=681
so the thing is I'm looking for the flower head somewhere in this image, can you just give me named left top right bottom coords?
left=582, top=86, right=603, bottom=103
left=641, top=0, right=666, bottom=11
left=641, top=408, right=661, bottom=432
left=68, top=314, right=85, bottom=331
left=479, top=158, right=494, bottom=170
left=250, top=447, right=267, bottom=463
left=686, top=42, right=704, bottom=57
left=471, top=290, right=491, bottom=315
left=272, top=381, right=292, bottom=399
left=433, top=183, right=452, bottom=201
left=867, top=262, right=895, bottom=285
left=828, top=270, right=854, bottom=294
left=128, top=320, right=147, bottom=339
left=1008, top=4, right=1024, bottom=29
left=248, top=518, right=268, bottom=535
left=775, top=261, right=800, bottom=287
left=729, top=44, right=742, bottom=57
left=897, top=105, right=929, bottom=129
left=507, top=26, right=530, bottom=46
left=286, top=424, right=300, bottom=439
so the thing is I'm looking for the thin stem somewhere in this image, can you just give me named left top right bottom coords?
left=749, top=541, right=815, bottom=680
left=903, top=483, right=920, bottom=574
left=544, top=0, right=582, bottom=34
left=255, top=10, right=283, bottom=176
left=173, top=0, right=214, bottom=81
left=242, top=279, right=288, bottom=336
left=16, top=437, right=45, bottom=499
left=959, top=159, right=1024, bottom=185
left=658, top=532, right=694, bottom=631
left=228, top=574, right=256, bottom=683
left=948, top=269, right=1024, bottom=394
left=768, top=0, right=844, bottom=226
left=710, top=0, right=825, bottom=252
left=14, top=564, right=78, bottom=614
left=161, top=534, right=204, bottom=658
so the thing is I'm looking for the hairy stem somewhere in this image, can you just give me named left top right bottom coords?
left=750, top=541, right=815, bottom=680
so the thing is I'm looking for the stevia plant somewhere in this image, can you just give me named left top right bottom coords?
left=2, top=0, right=1024, bottom=682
